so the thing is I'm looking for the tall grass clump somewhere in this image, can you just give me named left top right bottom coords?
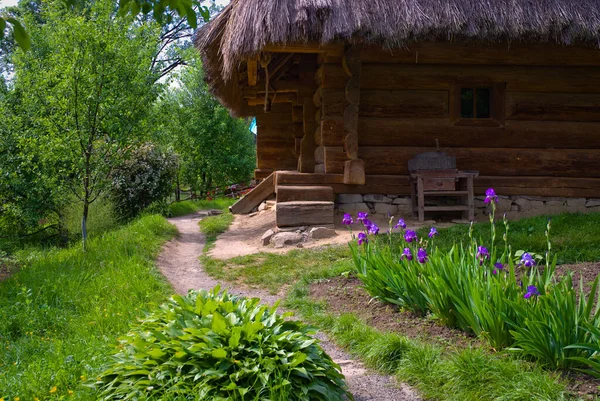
left=62, top=195, right=119, bottom=240
left=0, top=215, right=177, bottom=400
left=347, top=189, right=600, bottom=374
left=96, top=287, right=352, bottom=401
left=169, top=198, right=236, bottom=218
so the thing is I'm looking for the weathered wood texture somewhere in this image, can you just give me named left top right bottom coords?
left=230, top=173, right=275, bottom=214
left=276, top=185, right=334, bottom=202
left=276, top=201, right=334, bottom=227
left=255, top=104, right=297, bottom=171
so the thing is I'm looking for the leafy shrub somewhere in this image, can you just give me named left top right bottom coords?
left=111, top=143, right=177, bottom=220
left=348, top=190, right=600, bottom=373
left=96, top=288, right=351, bottom=401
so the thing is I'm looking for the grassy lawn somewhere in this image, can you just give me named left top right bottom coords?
left=202, top=246, right=353, bottom=294
left=0, top=215, right=177, bottom=400
left=414, top=212, right=600, bottom=264
left=169, top=198, right=236, bottom=217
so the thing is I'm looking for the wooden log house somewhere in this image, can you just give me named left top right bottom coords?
left=195, top=0, right=600, bottom=226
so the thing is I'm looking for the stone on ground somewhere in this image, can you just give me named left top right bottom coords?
left=261, top=229, right=275, bottom=246
left=271, top=232, right=303, bottom=248
left=309, top=227, right=337, bottom=240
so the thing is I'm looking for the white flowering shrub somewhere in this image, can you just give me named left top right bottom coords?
left=111, top=143, right=177, bottom=219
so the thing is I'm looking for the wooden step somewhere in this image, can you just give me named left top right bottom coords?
left=230, top=173, right=275, bottom=214
left=423, top=205, right=470, bottom=212
left=276, top=185, right=334, bottom=203
left=276, top=201, right=334, bottom=228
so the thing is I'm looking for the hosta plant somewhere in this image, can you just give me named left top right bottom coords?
left=95, top=287, right=351, bottom=401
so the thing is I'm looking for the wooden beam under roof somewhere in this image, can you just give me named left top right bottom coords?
left=263, top=42, right=343, bottom=56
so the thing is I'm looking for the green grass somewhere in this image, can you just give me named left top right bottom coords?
left=416, top=212, right=600, bottom=264
left=0, top=215, right=177, bottom=401
left=202, top=246, right=353, bottom=294
left=168, top=198, right=236, bottom=217
left=285, top=280, right=572, bottom=401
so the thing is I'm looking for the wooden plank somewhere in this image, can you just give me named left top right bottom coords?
left=230, top=173, right=275, bottom=214
left=247, top=58, right=258, bottom=86
left=507, top=92, right=600, bottom=122
left=276, top=201, right=334, bottom=227
left=344, top=159, right=365, bottom=185
left=474, top=176, right=600, bottom=197
left=322, top=89, right=448, bottom=117
left=325, top=64, right=600, bottom=93
left=322, top=146, right=600, bottom=177
left=256, top=112, right=293, bottom=128
left=263, top=42, right=343, bottom=55
left=355, top=118, right=600, bottom=149
left=276, top=186, right=334, bottom=202
left=298, top=98, right=317, bottom=172
left=315, top=145, right=325, bottom=164
left=360, top=43, right=600, bottom=67
left=247, top=93, right=297, bottom=106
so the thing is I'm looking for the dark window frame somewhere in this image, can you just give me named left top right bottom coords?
left=451, top=81, right=506, bottom=127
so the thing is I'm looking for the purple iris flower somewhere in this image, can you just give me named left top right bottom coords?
left=521, top=253, right=536, bottom=268
left=394, top=219, right=407, bottom=230
left=362, top=219, right=373, bottom=229
left=476, top=246, right=490, bottom=265
left=342, top=213, right=353, bottom=225
left=524, top=285, right=540, bottom=299
left=368, top=223, right=380, bottom=235
left=404, top=230, right=417, bottom=243
left=402, top=248, right=413, bottom=261
left=417, top=248, right=428, bottom=264
left=428, top=227, right=438, bottom=238
left=492, top=262, right=504, bottom=275
left=484, top=188, right=498, bottom=205
left=357, top=232, right=368, bottom=245
left=357, top=212, right=368, bottom=222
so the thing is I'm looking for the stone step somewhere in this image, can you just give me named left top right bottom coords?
left=276, top=201, right=335, bottom=228
left=276, top=185, right=334, bottom=203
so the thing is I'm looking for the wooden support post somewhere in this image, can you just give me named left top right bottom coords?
left=298, top=98, right=317, bottom=172
left=342, top=45, right=365, bottom=184
left=247, top=58, right=258, bottom=86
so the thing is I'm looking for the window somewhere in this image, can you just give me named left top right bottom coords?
left=453, top=82, right=505, bottom=127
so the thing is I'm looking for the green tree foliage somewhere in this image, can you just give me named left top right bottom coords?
left=155, top=57, right=256, bottom=197
left=11, top=0, right=162, bottom=249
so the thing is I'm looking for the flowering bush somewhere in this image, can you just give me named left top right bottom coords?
left=347, top=191, right=600, bottom=371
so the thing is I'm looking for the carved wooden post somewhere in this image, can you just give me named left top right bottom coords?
left=342, top=45, right=365, bottom=185
left=298, top=97, right=317, bottom=172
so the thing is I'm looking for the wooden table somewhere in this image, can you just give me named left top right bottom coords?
left=410, top=170, right=479, bottom=222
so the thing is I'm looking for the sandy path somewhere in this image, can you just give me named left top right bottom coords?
left=157, top=211, right=421, bottom=401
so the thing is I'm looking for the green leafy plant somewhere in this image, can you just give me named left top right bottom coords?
left=347, top=188, right=600, bottom=372
left=96, top=287, right=351, bottom=401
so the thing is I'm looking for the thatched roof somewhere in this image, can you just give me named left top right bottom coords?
left=196, top=0, right=600, bottom=114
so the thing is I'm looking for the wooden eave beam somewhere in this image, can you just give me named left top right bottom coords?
left=247, top=57, right=258, bottom=86
left=263, top=42, right=343, bottom=56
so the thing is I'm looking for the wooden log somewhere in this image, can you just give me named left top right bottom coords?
left=345, top=76, right=361, bottom=105
left=507, top=92, right=600, bottom=122
left=342, top=46, right=362, bottom=77
left=276, top=201, right=335, bottom=227
left=294, top=137, right=302, bottom=157
left=314, top=145, right=325, bottom=164
left=247, top=58, right=258, bottom=86
left=344, top=159, right=366, bottom=185
left=355, top=118, right=600, bottom=149
left=314, top=164, right=326, bottom=173
left=298, top=98, right=317, bottom=172
left=254, top=169, right=273, bottom=180
left=322, top=89, right=449, bottom=117
left=263, top=42, right=343, bottom=55
left=313, top=87, right=322, bottom=107
left=230, top=173, right=275, bottom=214
left=359, top=42, right=600, bottom=67
left=344, top=132, right=359, bottom=159
left=292, top=106, right=304, bottom=123
left=322, top=146, right=600, bottom=177
left=276, top=185, right=334, bottom=202
left=247, top=93, right=297, bottom=106
left=314, top=126, right=322, bottom=146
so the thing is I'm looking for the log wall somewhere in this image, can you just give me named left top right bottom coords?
left=314, top=42, right=600, bottom=197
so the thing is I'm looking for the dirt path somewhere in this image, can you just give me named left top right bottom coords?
left=157, top=211, right=421, bottom=401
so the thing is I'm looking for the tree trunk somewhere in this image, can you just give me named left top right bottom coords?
left=81, top=199, right=89, bottom=251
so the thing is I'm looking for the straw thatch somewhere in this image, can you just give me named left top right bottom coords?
left=196, top=0, right=600, bottom=114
